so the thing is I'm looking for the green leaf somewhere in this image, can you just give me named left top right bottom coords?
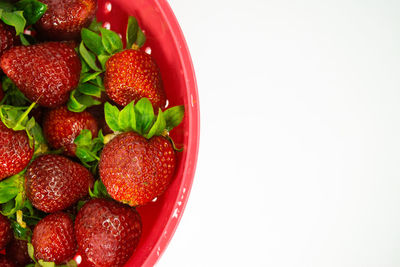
left=0, top=174, right=21, bottom=203
left=98, top=54, right=110, bottom=70
left=136, top=27, right=146, bottom=48
left=1, top=76, right=30, bottom=105
left=11, top=220, right=32, bottom=241
left=164, top=105, right=185, bottom=131
left=81, top=28, right=105, bottom=56
left=100, top=27, right=123, bottom=54
left=0, top=10, right=26, bottom=35
left=81, top=58, right=90, bottom=73
left=2, top=191, right=25, bottom=216
left=20, top=33, right=31, bottom=45
left=27, top=242, right=36, bottom=263
left=67, top=89, right=101, bottom=112
left=134, top=98, right=154, bottom=134
left=74, top=129, right=104, bottom=170
left=79, top=42, right=101, bottom=71
left=126, top=16, right=139, bottom=49
left=145, top=109, right=166, bottom=139
left=80, top=71, right=102, bottom=84
left=118, top=101, right=135, bottom=132
left=74, top=129, right=92, bottom=146
left=89, top=179, right=110, bottom=198
left=104, top=102, right=121, bottom=132
left=38, top=260, right=55, bottom=267
left=87, top=18, right=102, bottom=33
left=15, top=0, right=47, bottom=25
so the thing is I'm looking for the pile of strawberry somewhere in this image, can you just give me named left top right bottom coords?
left=0, top=1, right=184, bottom=266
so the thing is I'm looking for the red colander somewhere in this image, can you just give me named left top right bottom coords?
left=76, top=0, right=200, bottom=266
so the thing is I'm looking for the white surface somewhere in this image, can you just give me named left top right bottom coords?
left=160, top=0, right=400, bottom=266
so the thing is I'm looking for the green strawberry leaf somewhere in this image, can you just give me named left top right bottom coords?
left=81, top=28, right=105, bottom=56
left=20, top=33, right=31, bottom=45
left=98, top=54, right=110, bottom=70
left=0, top=10, right=26, bottom=35
left=164, top=105, right=185, bottom=131
left=27, top=242, right=36, bottom=263
left=103, top=99, right=185, bottom=142
left=74, top=129, right=104, bottom=171
left=118, top=101, right=136, bottom=132
left=79, top=41, right=101, bottom=72
left=2, top=191, right=25, bottom=216
left=0, top=173, right=22, bottom=204
left=88, top=18, right=102, bottom=33
left=134, top=98, right=154, bottom=135
left=80, top=71, right=102, bottom=84
left=68, top=89, right=101, bottom=113
left=81, top=57, right=90, bottom=73
left=0, top=102, right=39, bottom=147
left=1, top=77, right=30, bottom=107
left=89, top=179, right=110, bottom=199
left=38, top=261, right=56, bottom=267
left=126, top=16, right=139, bottom=49
left=104, top=102, right=121, bottom=132
left=136, top=27, right=146, bottom=48
left=145, top=109, right=166, bottom=139
left=100, top=27, right=123, bottom=54
left=14, top=0, right=47, bottom=25
left=10, top=218, right=32, bottom=241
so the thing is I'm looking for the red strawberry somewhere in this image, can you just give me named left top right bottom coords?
left=25, top=154, right=94, bottom=213
left=43, top=106, right=98, bottom=156
left=0, top=42, right=81, bottom=107
left=0, top=214, right=12, bottom=250
left=35, top=0, right=97, bottom=40
left=99, top=131, right=176, bottom=206
left=0, top=255, right=16, bottom=267
left=6, top=238, right=33, bottom=267
left=104, top=49, right=166, bottom=109
left=0, top=22, right=19, bottom=58
left=0, top=121, right=34, bottom=181
left=32, top=212, right=76, bottom=264
left=75, top=198, right=142, bottom=267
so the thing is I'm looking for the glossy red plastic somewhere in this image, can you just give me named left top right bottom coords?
left=76, top=0, right=199, bottom=266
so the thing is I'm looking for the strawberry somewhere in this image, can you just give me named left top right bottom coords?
left=32, top=212, right=76, bottom=264
left=0, top=120, right=34, bottom=181
left=76, top=16, right=167, bottom=110
left=104, top=49, right=166, bottom=109
left=43, top=106, right=98, bottom=156
left=25, top=154, right=94, bottom=213
left=0, top=255, right=16, bottom=267
left=73, top=98, right=184, bottom=206
left=100, top=131, right=176, bottom=206
left=5, top=238, right=33, bottom=267
left=35, top=0, right=97, bottom=41
left=75, top=198, right=142, bottom=267
left=0, top=214, right=12, bottom=250
left=0, top=42, right=81, bottom=107
left=0, top=22, right=19, bottom=58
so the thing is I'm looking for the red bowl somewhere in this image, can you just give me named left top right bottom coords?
left=74, top=0, right=199, bottom=266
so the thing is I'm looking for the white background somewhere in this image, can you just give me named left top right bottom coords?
left=160, top=0, right=400, bottom=266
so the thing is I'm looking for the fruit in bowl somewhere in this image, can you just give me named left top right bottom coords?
left=0, top=0, right=199, bottom=266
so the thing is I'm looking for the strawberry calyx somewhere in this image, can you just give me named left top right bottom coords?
left=67, top=15, right=146, bottom=112
left=104, top=98, right=184, bottom=139
left=0, top=0, right=47, bottom=44
left=73, top=98, right=184, bottom=170
left=0, top=101, right=47, bottom=151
